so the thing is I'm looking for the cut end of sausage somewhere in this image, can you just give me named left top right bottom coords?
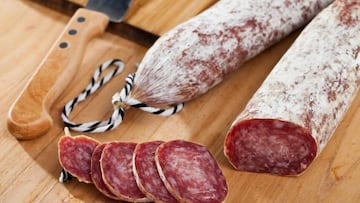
left=224, top=119, right=317, bottom=176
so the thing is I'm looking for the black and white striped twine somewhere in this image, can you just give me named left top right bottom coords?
left=61, top=59, right=184, bottom=133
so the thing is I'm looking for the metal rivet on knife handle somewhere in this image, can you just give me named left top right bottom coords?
left=77, top=16, right=86, bottom=22
left=68, top=29, right=77, bottom=35
left=59, top=42, right=69, bottom=49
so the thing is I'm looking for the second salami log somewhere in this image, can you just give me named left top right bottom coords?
left=224, top=0, right=360, bottom=176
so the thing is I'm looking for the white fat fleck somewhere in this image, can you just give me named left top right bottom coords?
left=115, top=164, right=127, bottom=173
left=152, top=177, right=162, bottom=185
left=168, top=176, right=177, bottom=187
left=112, top=176, right=121, bottom=186
left=273, top=120, right=285, bottom=128
left=300, top=163, right=308, bottom=170
left=278, top=145, right=289, bottom=156
left=75, top=152, right=90, bottom=165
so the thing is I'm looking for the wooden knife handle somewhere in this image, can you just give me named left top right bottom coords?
left=7, top=8, right=109, bottom=140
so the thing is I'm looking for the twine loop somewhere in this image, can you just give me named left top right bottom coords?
left=61, top=59, right=184, bottom=133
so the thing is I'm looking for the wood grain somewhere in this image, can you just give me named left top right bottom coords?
left=1, top=0, right=359, bottom=202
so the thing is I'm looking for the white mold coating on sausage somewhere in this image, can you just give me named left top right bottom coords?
left=130, top=0, right=333, bottom=106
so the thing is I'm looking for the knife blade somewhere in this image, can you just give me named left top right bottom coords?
left=86, top=0, right=130, bottom=22
left=7, top=0, right=132, bottom=140
left=30, top=0, right=159, bottom=47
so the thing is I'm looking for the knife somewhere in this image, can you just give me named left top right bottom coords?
left=7, top=0, right=132, bottom=140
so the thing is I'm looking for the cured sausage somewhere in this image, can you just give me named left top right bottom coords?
left=128, top=0, right=333, bottom=107
left=58, top=134, right=99, bottom=183
left=90, top=144, right=119, bottom=200
left=224, top=0, right=360, bottom=176
left=100, top=142, right=149, bottom=202
left=155, top=140, right=228, bottom=203
left=133, top=141, right=178, bottom=203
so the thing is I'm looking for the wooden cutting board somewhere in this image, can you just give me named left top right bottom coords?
left=1, top=0, right=360, bottom=202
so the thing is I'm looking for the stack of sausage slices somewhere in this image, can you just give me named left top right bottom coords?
left=58, top=129, right=228, bottom=203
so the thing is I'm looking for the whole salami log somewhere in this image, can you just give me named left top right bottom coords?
left=100, top=142, right=149, bottom=202
left=128, top=0, right=334, bottom=107
left=58, top=134, right=99, bottom=183
left=132, top=141, right=178, bottom=203
left=90, top=144, right=119, bottom=200
left=155, top=140, right=228, bottom=203
left=224, top=0, right=360, bottom=176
